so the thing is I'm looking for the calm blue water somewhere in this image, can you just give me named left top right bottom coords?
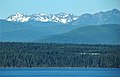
left=0, top=68, right=120, bottom=77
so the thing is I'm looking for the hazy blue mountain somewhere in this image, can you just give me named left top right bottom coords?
left=0, top=30, right=46, bottom=42
left=0, top=20, right=78, bottom=42
left=38, top=24, right=120, bottom=44
left=0, top=9, right=120, bottom=43
left=71, top=9, right=120, bottom=26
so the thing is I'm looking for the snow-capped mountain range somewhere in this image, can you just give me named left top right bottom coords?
left=6, top=9, right=120, bottom=25
left=7, top=12, right=78, bottom=23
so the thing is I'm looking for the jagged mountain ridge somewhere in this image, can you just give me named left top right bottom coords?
left=72, top=9, right=120, bottom=25
left=7, top=12, right=78, bottom=23
left=6, top=9, right=120, bottom=25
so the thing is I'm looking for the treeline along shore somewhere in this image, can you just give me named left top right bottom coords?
left=0, top=42, right=120, bottom=68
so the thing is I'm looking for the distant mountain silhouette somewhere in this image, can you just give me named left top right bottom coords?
left=71, top=9, right=120, bottom=26
left=37, top=24, right=120, bottom=44
left=0, top=9, right=120, bottom=44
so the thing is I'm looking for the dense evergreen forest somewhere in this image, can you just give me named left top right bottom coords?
left=0, top=42, right=120, bottom=68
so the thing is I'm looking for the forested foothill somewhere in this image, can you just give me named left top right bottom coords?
left=0, top=42, right=120, bottom=68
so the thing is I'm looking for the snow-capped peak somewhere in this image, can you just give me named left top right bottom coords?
left=6, top=12, right=78, bottom=23
left=7, top=13, right=30, bottom=22
left=16, top=12, right=23, bottom=17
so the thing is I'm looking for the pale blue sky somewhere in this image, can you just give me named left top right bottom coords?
left=0, top=0, right=120, bottom=19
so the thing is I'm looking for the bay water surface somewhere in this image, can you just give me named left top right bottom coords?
left=0, top=68, right=120, bottom=77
